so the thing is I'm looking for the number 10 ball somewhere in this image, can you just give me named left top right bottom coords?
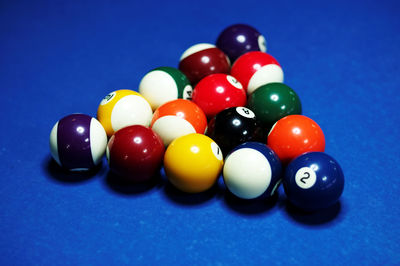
left=283, top=152, right=344, bottom=211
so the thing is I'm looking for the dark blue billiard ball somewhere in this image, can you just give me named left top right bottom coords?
left=223, top=142, right=282, bottom=199
left=283, top=152, right=345, bottom=211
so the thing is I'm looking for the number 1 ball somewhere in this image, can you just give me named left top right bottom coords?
left=283, top=152, right=345, bottom=211
left=107, top=125, right=165, bottom=182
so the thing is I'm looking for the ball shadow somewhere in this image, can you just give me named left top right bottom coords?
left=223, top=191, right=279, bottom=215
left=104, top=170, right=165, bottom=195
left=162, top=182, right=219, bottom=206
left=284, top=200, right=342, bottom=226
left=44, top=156, right=103, bottom=183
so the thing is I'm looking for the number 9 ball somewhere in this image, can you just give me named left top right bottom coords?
left=283, top=152, right=345, bottom=211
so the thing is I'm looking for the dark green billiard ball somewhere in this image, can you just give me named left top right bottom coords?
left=247, top=83, right=302, bottom=127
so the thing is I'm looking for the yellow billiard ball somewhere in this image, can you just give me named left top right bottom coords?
left=164, top=133, right=224, bottom=193
left=97, top=89, right=153, bottom=137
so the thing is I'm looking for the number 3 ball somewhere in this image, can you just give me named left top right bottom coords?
left=164, top=133, right=224, bottom=193
left=107, top=125, right=165, bottom=182
left=97, top=89, right=153, bottom=137
left=49, top=114, right=107, bottom=171
left=223, top=142, right=282, bottom=199
left=283, top=152, right=345, bottom=211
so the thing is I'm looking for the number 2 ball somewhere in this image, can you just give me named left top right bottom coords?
left=49, top=114, right=107, bottom=171
left=283, top=152, right=345, bottom=211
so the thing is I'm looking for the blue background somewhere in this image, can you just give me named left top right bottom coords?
left=1, top=0, right=399, bottom=265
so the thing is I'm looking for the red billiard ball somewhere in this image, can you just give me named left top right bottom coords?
left=192, top=74, right=247, bottom=118
left=178, top=43, right=231, bottom=85
left=267, top=115, right=325, bottom=164
left=231, top=51, right=284, bottom=95
left=106, top=125, right=165, bottom=182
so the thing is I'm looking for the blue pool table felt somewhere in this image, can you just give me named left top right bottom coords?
left=1, top=0, right=399, bottom=265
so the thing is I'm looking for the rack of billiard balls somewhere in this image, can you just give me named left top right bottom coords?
left=49, top=24, right=344, bottom=212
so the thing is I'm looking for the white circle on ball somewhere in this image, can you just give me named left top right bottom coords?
left=100, top=91, right=116, bottom=105
left=226, top=75, right=243, bottom=89
left=89, top=117, right=108, bottom=165
left=258, top=35, right=267, bottom=52
left=180, top=43, right=216, bottom=61
left=152, top=115, right=196, bottom=146
left=247, top=64, right=284, bottom=94
left=223, top=148, right=272, bottom=199
left=295, top=167, right=317, bottom=189
left=236, top=107, right=255, bottom=119
left=49, top=121, right=61, bottom=166
left=210, top=142, right=223, bottom=161
left=182, top=85, right=193, bottom=100
left=111, top=95, right=153, bottom=132
left=139, top=70, right=179, bottom=110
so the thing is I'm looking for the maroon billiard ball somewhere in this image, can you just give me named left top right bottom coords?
left=178, top=43, right=230, bottom=85
left=106, top=125, right=165, bottom=182
left=192, top=74, right=246, bottom=118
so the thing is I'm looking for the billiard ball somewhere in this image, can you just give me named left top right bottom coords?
left=283, top=152, right=345, bottom=211
left=267, top=115, right=325, bottom=164
left=139, top=66, right=193, bottom=110
left=178, top=43, right=230, bottom=85
left=231, top=51, right=284, bottom=94
left=192, top=74, right=246, bottom=118
left=216, top=24, right=267, bottom=63
left=223, top=142, right=282, bottom=199
left=164, top=133, right=224, bottom=193
left=106, top=125, right=165, bottom=182
left=150, top=99, right=207, bottom=146
left=247, top=82, right=302, bottom=127
left=97, top=89, right=153, bottom=137
left=206, top=107, right=263, bottom=156
left=49, top=113, right=107, bottom=171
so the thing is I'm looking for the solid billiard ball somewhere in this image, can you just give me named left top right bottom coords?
left=223, top=142, right=282, bottom=199
left=106, top=125, right=165, bottom=182
left=178, top=43, right=230, bottom=85
left=231, top=51, right=284, bottom=94
left=192, top=74, right=246, bottom=118
left=247, top=82, right=302, bottom=127
left=139, top=66, right=193, bottom=110
left=206, top=107, right=263, bottom=156
left=150, top=99, right=207, bottom=146
left=267, top=115, right=325, bottom=164
left=164, top=133, right=224, bottom=193
left=97, top=89, right=153, bottom=137
left=216, top=24, right=267, bottom=63
left=283, top=152, right=345, bottom=211
left=49, top=113, right=107, bottom=171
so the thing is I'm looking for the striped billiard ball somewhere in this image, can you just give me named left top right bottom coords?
left=49, top=114, right=107, bottom=171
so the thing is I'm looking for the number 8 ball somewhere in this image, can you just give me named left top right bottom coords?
left=283, top=152, right=345, bottom=211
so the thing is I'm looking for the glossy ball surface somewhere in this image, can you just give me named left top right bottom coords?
left=267, top=115, right=325, bottom=164
left=150, top=99, right=207, bottom=146
left=283, top=152, right=344, bottom=211
left=206, top=107, right=262, bottom=156
left=192, top=74, right=246, bottom=118
left=248, top=82, right=302, bottom=127
left=216, top=24, right=267, bottom=63
left=178, top=43, right=230, bottom=85
left=97, top=89, right=153, bottom=137
left=223, top=142, right=282, bottom=199
left=164, top=133, right=224, bottom=193
left=107, top=125, right=165, bottom=182
left=231, top=51, right=283, bottom=94
left=139, top=66, right=193, bottom=110
left=49, top=114, right=107, bottom=171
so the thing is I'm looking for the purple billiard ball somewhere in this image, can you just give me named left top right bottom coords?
left=49, top=114, right=107, bottom=171
left=216, top=24, right=267, bottom=63
left=283, top=152, right=345, bottom=211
